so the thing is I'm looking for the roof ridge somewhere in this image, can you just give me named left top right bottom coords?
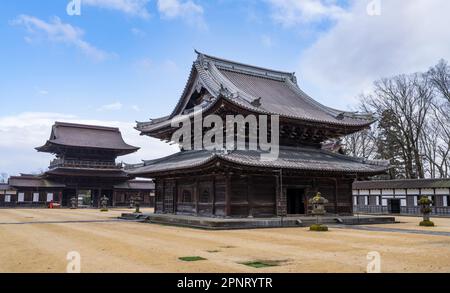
left=196, top=50, right=295, bottom=81
left=359, top=178, right=450, bottom=182
left=55, top=121, right=120, bottom=132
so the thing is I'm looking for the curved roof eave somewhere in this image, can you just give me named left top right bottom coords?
left=136, top=53, right=376, bottom=134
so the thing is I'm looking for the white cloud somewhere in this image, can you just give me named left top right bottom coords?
left=83, top=0, right=151, bottom=19
left=12, top=15, right=113, bottom=61
left=267, top=0, right=348, bottom=27
left=134, top=57, right=153, bottom=70
left=37, top=89, right=49, bottom=95
left=157, top=0, right=206, bottom=28
left=131, top=105, right=141, bottom=112
left=261, top=34, right=274, bottom=48
left=0, top=112, right=178, bottom=176
left=131, top=27, right=146, bottom=37
left=97, top=101, right=123, bottom=111
left=294, top=0, right=450, bottom=108
left=162, top=59, right=179, bottom=72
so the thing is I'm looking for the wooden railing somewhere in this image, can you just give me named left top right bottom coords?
left=50, top=159, right=122, bottom=170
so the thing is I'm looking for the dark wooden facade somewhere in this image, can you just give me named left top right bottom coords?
left=131, top=52, right=389, bottom=218
left=154, top=173, right=353, bottom=218
left=1, top=177, right=154, bottom=209
left=1, top=122, right=155, bottom=208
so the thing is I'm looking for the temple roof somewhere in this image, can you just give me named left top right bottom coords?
left=136, top=51, right=374, bottom=135
left=353, top=179, right=450, bottom=190
left=0, top=183, right=13, bottom=191
left=44, top=167, right=130, bottom=178
left=129, top=147, right=389, bottom=176
left=113, top=179, right=155, bottom=190
left=8, top=175, right=66, bottom=188
left=36, top=122, right=139, bottom=156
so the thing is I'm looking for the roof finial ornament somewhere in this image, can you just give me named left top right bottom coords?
left=336, top=112, right=345, bottom=120
left=218, top=84, right=232, bottom=98
left=251, top=97, right=262, bottom=107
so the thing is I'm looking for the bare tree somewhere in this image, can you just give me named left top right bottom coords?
left=0, top=173, right=8, bottom=183
left=342, top=101, right=378, bottom=160
left=361, top=73, right=434, bottom=179
left=425, top=60, right=450, bottom=177
left=347, top=60, right=450, bottom=179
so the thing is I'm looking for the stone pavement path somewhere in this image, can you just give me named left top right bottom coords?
left=335, top=225, right=450, bottom=237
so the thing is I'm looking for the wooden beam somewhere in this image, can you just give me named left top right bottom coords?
left=247, top=175, right=254, bottom=218
left=212, top=176, right=216, bottom=216
left=225, top=174, right=231, bottom=217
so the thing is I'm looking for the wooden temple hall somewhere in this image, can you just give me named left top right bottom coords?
left=129, top=52, right=390, bottom=218
left=0, top=122, right=154, bottom=208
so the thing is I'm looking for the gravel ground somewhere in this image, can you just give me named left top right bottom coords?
left=0, top=209, right=449, bottom=273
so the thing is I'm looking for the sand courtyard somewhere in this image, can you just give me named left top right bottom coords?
left=0, top=208, right=449, bottom=273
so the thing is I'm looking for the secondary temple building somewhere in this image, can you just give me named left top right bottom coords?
left=0, top=122, right=154, bottom=208
left=353, top=179, right=450, bottom=215
left=130, top=52, right=389, bottom=218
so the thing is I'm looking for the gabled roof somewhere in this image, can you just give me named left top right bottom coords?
left=129, top=147, right=389, bottom=176
left=8, top=175, right=66, bottom=188
left=136, top=51, right=374, bottom=135
left=36, top=122, right=139, bottom=156
left=44, top=168, right=130, bottom=178
left=353, top=179, right=450, bottom=190
left=113, top=179, right=155, bottom=190
left=0, top=183, right=13, bottom=191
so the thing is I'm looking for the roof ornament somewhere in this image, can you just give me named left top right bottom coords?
left=336, top=112, right=346, bottom=120
left=291, top=73, right=297, bottom=84
left=218, top=84, right=232, bottom=98
left=250, top=97, right=262, bottom=107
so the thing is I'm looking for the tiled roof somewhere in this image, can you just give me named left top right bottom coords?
left=36, top=122, right=139, bottom=155
left=113, top=180, right=155, bottom=190
left=136, top=51, right=374, bottom=134
left=44, top=168, right=129, bottom=178
left=8, top=175, right=66, bottom=188
left=353, top=179, right=450, bottom=189
left=0, top=183, right=13, bottom=191
left=129, top=147, right=389, bottom=175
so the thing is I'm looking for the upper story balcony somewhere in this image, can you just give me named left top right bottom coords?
left=49, top=158, right=123, bottom=170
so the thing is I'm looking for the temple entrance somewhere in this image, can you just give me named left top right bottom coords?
left=62, top=189, right=76, bottom=207
left=388, top=199, right=401, bottom=214
left=77, top=190, right=92, bottom=208
left=287, top=188, right=306, bottom=215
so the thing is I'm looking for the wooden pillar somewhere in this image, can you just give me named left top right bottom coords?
left=333, top=178, right=338, bottom=214
left=162, top=180, right=165, bottom=213
left=173, top=180, right=177, bottom=214
left=247, top=175, right=254, bottom=218
left=212, top=176, right=216, bottom=216
left=75, top=188, right=79, bottom=208
left=98, top=188, right=102, bottom=208
left=112, top=190, right=116, bottom=207
left=225, top=174, right=231, bottom=217
left=275, top=172, right=287, bottom=217
left=275, top=174, right=280, bottom=216
left=195, top=179, right=199, bottom=215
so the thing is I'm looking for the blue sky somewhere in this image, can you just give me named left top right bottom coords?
left=1, top=0, right=450, bottom=176
left=0, top=0, right=341, bottom=121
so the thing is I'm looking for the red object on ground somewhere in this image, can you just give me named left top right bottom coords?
left=49, top=201, right=54, bottom=209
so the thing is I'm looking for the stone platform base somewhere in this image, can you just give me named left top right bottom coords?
left=120, top=213, right=396, bottom=230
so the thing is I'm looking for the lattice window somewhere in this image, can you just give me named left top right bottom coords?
left=182, top=190, right=192, bottom=203
left=200, top=189, right=210, bottom=203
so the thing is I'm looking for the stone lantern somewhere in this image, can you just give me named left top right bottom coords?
left=100, top=195, right=109, bottom=212
left=310, top=192, right=328, bottom=216
left=308, top=192, right=329, bottom=231
left=132, top=194, right=142, bottom=214
left=70, top=196, right=77, bottom=209
left=418, top=196, right=434, bottom=226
